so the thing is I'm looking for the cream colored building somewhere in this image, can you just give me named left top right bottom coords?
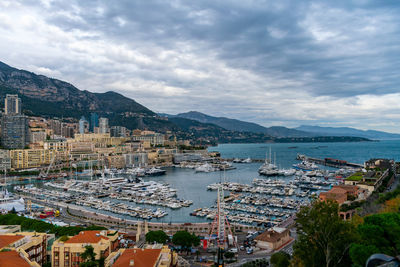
left=9, top=149, right=56, bottom=169
left=0, top=232, right=47, bottom=266
left=254, top=227, right=292, bottom=251
left=51, top=230, right=119, bottom=267
left=44, top=140, right=68, bottom=151
left=73, top=133, right=128, bottom=147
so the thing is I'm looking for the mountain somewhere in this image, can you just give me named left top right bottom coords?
left=0, top=61, right=186, bottom=132
left=0, top=60, right=373, bottom=144
left=0, top=61, right=272, bottom=142
left=295, top=125, right=400, bottom=140
left=0, top=61, right=153, bottom=116
left=172, top=111, right=312, bottom=137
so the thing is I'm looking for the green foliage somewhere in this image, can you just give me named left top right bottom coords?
left=346, top=172, right=363, bottom=181
left=145, top=230, right=169, bottom=244
left=378, top=183, right=400, bottom=203
left=241, top=258, right=269, bottom=267
left=81, top=245, right=96, bottom=262
left=0, top=213, right=106, bottom=237
left=0, top=170, right=40, bottom=176
left=9, top=207, right=16, bottom=214
left=178, top=145, right=206, bottom=150
left=270, top=251, right=290, bottom=267
left=224, top=251, right=235, bottom=259
left=172, top=231, right=200, bottom=249
left=340, top=200, right=365, bottom=212
left=293, top=200, right=357, bottom=267
left=350, top=212, right=400, bottom=266
left=59, top=235, right=69, bottom=242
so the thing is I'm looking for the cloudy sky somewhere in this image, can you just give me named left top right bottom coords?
left=0, top=0, right=400, bottom=132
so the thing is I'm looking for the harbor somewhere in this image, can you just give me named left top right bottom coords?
left=4, top=141, right=400, bottom=225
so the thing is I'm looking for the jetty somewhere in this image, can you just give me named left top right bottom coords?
left=297, top=154, right=363, bottom=169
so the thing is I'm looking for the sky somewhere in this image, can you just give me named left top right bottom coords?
left=0, top=0, right=400, bottom=132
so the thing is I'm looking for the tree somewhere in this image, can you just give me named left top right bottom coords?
left=80, top=245, right=96, bottom=264
left=172, top=231, right=200, bottom=251
left=224, top=251, right=235, bottom=261
left=145, top=230, right=169, bottom=244
left=349, top=212, right=400, bottom=266
left=292, top=200, right=357, bottom=267
left=270, top=251, right=290, bottom=267
left=59, top=235, right=69, bottom=242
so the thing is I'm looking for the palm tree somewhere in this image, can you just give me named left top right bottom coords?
left=80, top=245, right=97, bottom=267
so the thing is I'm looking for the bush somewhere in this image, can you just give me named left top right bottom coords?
left=0, top=214, right=106, bottom=237
left=270, top=251, right=290, bottom=267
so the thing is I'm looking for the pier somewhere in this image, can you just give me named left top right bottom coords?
left=223, top=158, right=265, bottom=163
left=297, top=154, right=363, bottom=169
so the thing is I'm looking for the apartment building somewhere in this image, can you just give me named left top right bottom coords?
left=9, top=149, right=56, bottom=169
left=51, top=230, right=119, bottom=267
left=0, top=232, right=47, bottom=266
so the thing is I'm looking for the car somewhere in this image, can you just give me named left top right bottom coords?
left=228, top=248, right=238, bottom=253
left=246, top=247, right=253, bottom=254
left=240, top=246, right=245, bottom=251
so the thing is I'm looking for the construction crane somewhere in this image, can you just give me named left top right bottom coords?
left=208, top=183, right=237, bottom=267
left=39, top=153, right=56, bottom=179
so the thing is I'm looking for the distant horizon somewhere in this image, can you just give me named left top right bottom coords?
left=1, top=1, right=399, bottom=133
left=163, top=110, right=400, bottom=135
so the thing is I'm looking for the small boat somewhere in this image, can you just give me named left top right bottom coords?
left=145, top=167, right=166, bottom=176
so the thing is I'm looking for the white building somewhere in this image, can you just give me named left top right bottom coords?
left=99, top=117, right=109, bottom=134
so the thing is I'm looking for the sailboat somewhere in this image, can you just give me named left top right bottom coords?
left=258, top=148, right=280, bottom=176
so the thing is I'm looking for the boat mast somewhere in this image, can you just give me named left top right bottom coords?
left=269, top=146, right=272, bottom=164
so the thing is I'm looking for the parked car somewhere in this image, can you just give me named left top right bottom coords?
left=228, top=248, right=238, bottom=253
left=246, top=247, right=254, bottom=254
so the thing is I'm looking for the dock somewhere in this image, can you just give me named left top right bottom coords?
left=223, top=158, right=265, bottom=163
left=297, top=154, right=363, bottom=169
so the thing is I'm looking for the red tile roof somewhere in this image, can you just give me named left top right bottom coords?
left=113, top=248, right=162, bottom=267
left=0, top=251, right=31, bottom=267
left=0, top=235, right=24, bottom=249
left=65, top=231, right=109, bottom=244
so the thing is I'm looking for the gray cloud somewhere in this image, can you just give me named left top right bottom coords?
left=0, top=0, right=400, bottom=132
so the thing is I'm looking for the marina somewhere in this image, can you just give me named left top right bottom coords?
left=4, top=141, right=400, bottom=224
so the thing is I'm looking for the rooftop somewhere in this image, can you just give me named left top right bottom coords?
left=0, top=251, right=31, bottom=267
left=64, top=231, right=109, bottom=244
left=113, top=248, right=162, bottom=267
left=255, top=228, right=289, bottom=243
left=0, top=235, right=24, bottom=249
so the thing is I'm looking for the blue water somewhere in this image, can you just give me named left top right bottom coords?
left=19, top=141, right=400, bottom=223
left=209, top=141, right=400, bottom=167
left=141, top=140, right=400, bottom=223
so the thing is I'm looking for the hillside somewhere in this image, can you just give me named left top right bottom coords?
left=296, top=125, right=400, bottom=140
left=0, top=61, right=153, bottom=116
left=0, top=60, right=374, bottom=144
left=173, top=111, right=312, bottom=137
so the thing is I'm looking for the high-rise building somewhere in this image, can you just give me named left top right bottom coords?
left=1, top=114, right=29, bottom=149
left=110, top=126, right=127, bottom=137
left=61, top=123, right=75, bottom=138
left=90, top=112, right=99, bottom=132
left=4, top=94, right=21, bottom=115
left=49, top=119, right=62, bottom=136
left=79, top=116, right=88, bottom=134
left=1, top=95, right=29, bottom=149
left=99, top=117, right=109, bottom=134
